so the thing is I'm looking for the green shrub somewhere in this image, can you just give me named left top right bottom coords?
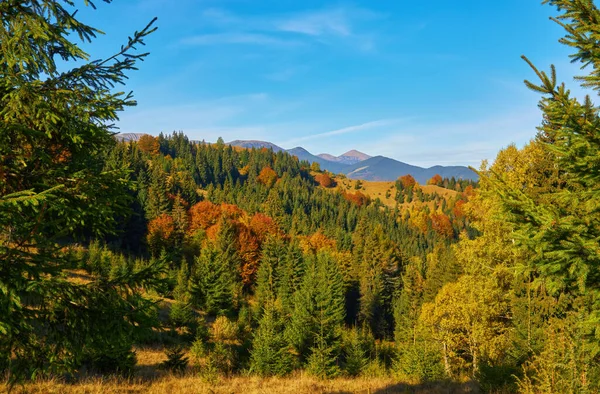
left=159, top=346, right=189, bottom=374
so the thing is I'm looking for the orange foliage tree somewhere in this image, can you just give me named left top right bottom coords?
left=221, top=203, right=243, bottom=220
left=453, top=199, right=466, bottom=218
left=314, top=172, right=336, bottom=188
left=249, top=213, right=279, bottom=241
left=427, top=174, right=443, bottom=186
left=188, top=201, right=221, bottom=234
left=300, top=231, right=336, bottom=254
left=399, top=174, right=417, bottom=189
left=137, top=134, right=160, bottom=155
left=430, top=212, right=453, bottom=238
left=257, top=166, right=278, bottom=187
left=343, top=190, right=370, bottom=207
left=237, top=224, right=261, bottom=286
left=147, top=213, right=175, bottom=256
left=463, top=185, right=475, bottom=198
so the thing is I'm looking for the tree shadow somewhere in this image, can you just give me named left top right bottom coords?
left=328, top=380, right=479, bottom=394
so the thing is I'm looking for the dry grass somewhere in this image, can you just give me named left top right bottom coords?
left=331, top=177, right=458, bottom=209
left=8, top=347, right=479, bottom=394
left=12, top=375, right=479, bottom=394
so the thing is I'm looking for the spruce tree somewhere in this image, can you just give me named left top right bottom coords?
left=249, top=303, right=293, bottom=376
left=493, top=0, right=600, bottom=340
left=191, top=245, right=234, bottom=316
left=0, top=0, right=161, bottom=383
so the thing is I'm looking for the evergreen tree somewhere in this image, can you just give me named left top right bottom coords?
left=255, top=236, right=286, bottom=312
left=0, top=1, right=161, bottom=383
left=215, top=217, right=242, bottom=310
left=250, top=303, right=293, bottom=376
left=191, top=245, right=234, bottom=316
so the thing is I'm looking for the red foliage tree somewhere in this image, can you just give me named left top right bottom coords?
left=430, top=212, right=454, bottom=238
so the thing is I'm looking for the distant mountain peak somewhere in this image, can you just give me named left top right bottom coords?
left=288, top=146, right=310, bottom=153
left=317, top=149, right=371, bottom=165
left=340, top=150, right=371, bottom=161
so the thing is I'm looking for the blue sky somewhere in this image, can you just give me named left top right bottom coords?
left=76, top=0, right=588, bottom=166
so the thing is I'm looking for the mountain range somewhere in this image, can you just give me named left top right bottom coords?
left=226, top=140, right=477, bottom=183
left=115, top=134, right=478, bottom=183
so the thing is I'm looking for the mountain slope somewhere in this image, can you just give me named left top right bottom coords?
left=343, top=156, right=477, bottom=183
left=345, top=156, right=424, bottom=182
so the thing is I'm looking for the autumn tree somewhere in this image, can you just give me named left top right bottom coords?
left=421, top=274, right=512, bottom=377
left=430, top=212, right=453, bottom=238
left=147, top=213, right=175, bottom=257
left=137, top=134, right=160, bottom=155
left=398, top=174, right=417, bottom=189
left=314, top=173, right=336, bottom=188
left=257, top=166, right=278, bottom=187
left=427, top=174, right=443, bottom=186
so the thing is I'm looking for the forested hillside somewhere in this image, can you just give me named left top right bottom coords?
left=2, top=1, right=600, bottom=393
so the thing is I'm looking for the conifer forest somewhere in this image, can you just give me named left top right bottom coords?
left=2, top=1, right=600, bottom=393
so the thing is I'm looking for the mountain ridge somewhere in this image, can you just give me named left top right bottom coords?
left=115, top=135, right=478, bottom=183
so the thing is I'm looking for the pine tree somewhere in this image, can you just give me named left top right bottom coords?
left=0, top=1, right=160, bottom=383
left=214, top=217, right=242, bottom=311
left=250, top=303, right=293, bottom=376
left=288, top=252, right=345, bottom=372
left=277, top=242, right=305, bottom=316
left=191, top=245, right=234, bottom=316
left=171, top=194, right=188, bottom=262
left=255, top=236, right=286, bottom=313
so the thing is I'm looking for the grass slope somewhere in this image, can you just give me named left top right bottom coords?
left=333, top=177, right=458, bottom=209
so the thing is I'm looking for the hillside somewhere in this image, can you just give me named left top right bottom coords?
left=331, top=176, right=459, bottom=209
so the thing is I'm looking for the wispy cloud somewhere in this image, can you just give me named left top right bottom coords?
left=181, top=6, right=383, bottom=52
left=275, top=9, right=352, bottom=37
left=181, top=33, right=302, bottom=47
left=281, top=119, right=403, bottom=146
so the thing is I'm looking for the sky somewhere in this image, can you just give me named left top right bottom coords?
left=74, top=0, right=591, bottom=167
